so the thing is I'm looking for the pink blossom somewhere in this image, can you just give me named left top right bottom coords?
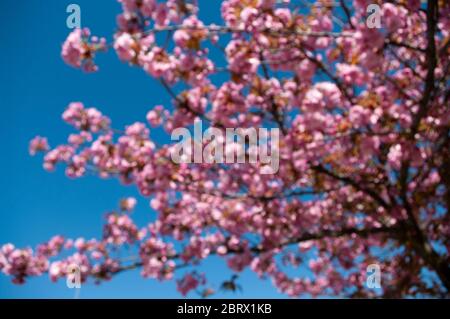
left=103, top=213, right=143, bottom=245
left=61, top=28, right=106, bottom=72
left=382, top=3, right=406, bottom=32
left=226, top=39, right=260, bottom=78
left=146, top=105, right=164, bottom=127
left=114, top=33, right=137, bottom=62
left=336, top=63, right=366, bottom=86
left=387, top=144, right=403, bottom=169
left=0, top=244, right=49, bottom=284
left=141, top=0, right=157, bottom=17
left=120, top=197, right=137, bottom=212
left=173, top=16, right=207, bottom=50
left=62, top=102, right=110, bottom=132
left=176, top=273, right=200, bottom=296
left=29, top=136, right=49, bottom=155
left=139, top=47, right=177, bottom=81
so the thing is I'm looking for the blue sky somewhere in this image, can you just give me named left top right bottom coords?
left=0, top=0, right=293, bottom=298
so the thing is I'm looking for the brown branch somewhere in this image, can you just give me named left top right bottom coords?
left=339, top=0, right=354, bottom=29
left=312, top=164, right=391, bottom=210
left=298, top=46, right=354, bottom=104
left=141, top=25, right=355, bottom=38
left=261, top=224, right=403, bottom=252
left=395, top=0, right=450, bottom=292
left=385, top=39, right=426, bottom=53
left=101, top=225, right=402, bottom=280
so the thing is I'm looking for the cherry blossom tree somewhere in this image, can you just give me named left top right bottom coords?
left=1, top=0, right=449, bottom=298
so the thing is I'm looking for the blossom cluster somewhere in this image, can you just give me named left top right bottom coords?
left=62, top=28, right=106, bottom=72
